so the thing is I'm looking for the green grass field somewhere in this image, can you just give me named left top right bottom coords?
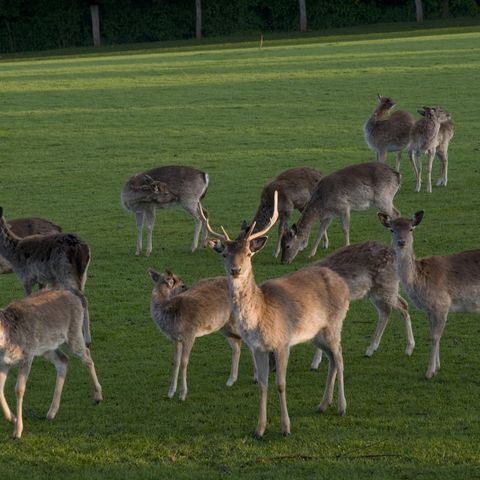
left=1, top=22, right=480, bottom=479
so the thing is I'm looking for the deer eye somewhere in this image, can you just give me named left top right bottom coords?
left=389, top=229, right=394, bottom=233
left=410, top=228, right=414, bottom=232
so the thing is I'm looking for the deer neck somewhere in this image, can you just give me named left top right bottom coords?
left=0, top=219, right=19, bottom=263
left=394, top=244, right=419, bottom=289
left=296, top=205, right=316, bottom=241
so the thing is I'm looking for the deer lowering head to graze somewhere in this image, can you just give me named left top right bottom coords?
left=201, top=192, right=350, bottom=438
left=308, top=240, right=414, bottom=370
left=247, top=167, right=324, bottom=259
left=280, top=162, right=401, bottom=264
left=409, top=106, right=452, bottom=193
left=0, top=289, right=102, bottom=439
left=0, top=207, right=92, bottom=345
left=364, top=95, right=415, bottom=170
left=121, top=165, right=209, bottom=256
left=0, top=217, right=62, bottom=274
left=149, top=269, right=256, bottom=401
left=378, top=211, right=480, bottom=379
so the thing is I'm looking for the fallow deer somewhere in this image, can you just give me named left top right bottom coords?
left=378, top=211, right=480, bottom=379
left=409, top=106, right=452, bottom=193
left=201, top=192, right=350, bottom=438
left=281, top=162, right=400, bottom=264
left=0, top=217, right=62, bottom=274
left=248, top=167, right=324, bottom=258
left=0, top=289, right=102, bottom=439
left=149, top=269, right=256, bottom=401
left=121, top=165, right=209, bottom=256
left=364, top=95, right=415, bottom=170
left=0, top=207, right=92, bottom=345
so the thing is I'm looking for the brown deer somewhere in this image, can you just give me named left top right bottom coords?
left=0, top=207, right=92, bottom=345
left=364, top=95, right=415, bottom=169
left=409, top=106, right=452, bottom=193
left=149, top=269, right=256, bottom=401
left=281, top=162, right=401, bottom=264
left=0, top=217, right=62, bottom=274
left=121, top=165, right=209, bottom=256
left=202, top=192, right=350, bottom=438
left=378, top=211, right=480, bottom=379
left=309, top=240, right=414, bottom=370
left=248, top=167, right=324, bottom=258
left=0, top=289, right=102, bottom=439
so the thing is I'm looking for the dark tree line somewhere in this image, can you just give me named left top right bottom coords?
left=0, top=0, right=478, bottom=53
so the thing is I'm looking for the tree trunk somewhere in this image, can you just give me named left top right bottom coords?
left=299, top=0, right=307, bottom=32
left=195, top=0, right=202, bottom=40
left=415, top=0, right=424, bottom=22
left=90, top=5, right=101, bottom=47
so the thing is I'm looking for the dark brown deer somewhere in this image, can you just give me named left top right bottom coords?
left=281, top=162, right=401, bottom=264
left=201, top=192, right=350, bottom=438
left=121, top=165, right=209, bottom=256
left=364, top=95, right=415, bottom=169
left=379, top=211, right=480, bottom=379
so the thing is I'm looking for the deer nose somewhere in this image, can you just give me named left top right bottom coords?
left=230, top=267, right=242, bottom=276
left=397, top=240, right=406, bottom=248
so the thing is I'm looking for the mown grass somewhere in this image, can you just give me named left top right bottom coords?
left=0, top=24, right=480, bottom=479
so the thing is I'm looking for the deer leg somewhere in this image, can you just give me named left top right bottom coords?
left=395, top=151, right=402, bottom=172
left=316, top=344, right=337, bottom=413
left=365, top=298, right=391, bottom=357
left=253, top=349, right=269, bottom=439
left=339, top=210, right=351, bottom=246
left=333, top=344, right=346, bottom=416
left=144, top=207, right=156, bottom=257
left=0, top=365, right=15, bottom=424
left=179, top=337, right=194, bottom=401
left=82, top=348, right=103, bottom=404
left=426, top=311, right=448, bottom=380
left=13, top=358, right=32, bottom=439
left=134, top=211, right=144, bottom=256
left=410, top=151, right=422, bottom=192
left=376, top=150, right=387, bottom=163
left=248, top=345, right=259, bottom=384
left=396, top=295, right=415, bottom=356
left=436, top=149, right=448, bottom=186
left=168, top=341, right=182, bottom=399
left=274, top=346, right=290, bottom=437
left=226, top=336, right=241, bottom=387
left=309, top=217, right=332, bottom=257
left=44, top=349, right=69, bottom=420
left=426, top=150, right=435, bottom=193
left=310, top=348, right=323, bottom=370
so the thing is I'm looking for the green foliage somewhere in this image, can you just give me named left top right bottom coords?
left=0, top=23, right=480, bottom=478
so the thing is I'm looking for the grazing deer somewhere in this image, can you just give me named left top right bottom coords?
left=121, top=165, right=209, bottom=256
left=409, top=106, right=452, bottom=193
left=378, top=211, right=480, bottom=379
left=0, top=289, right=102, bottom=439
left=364, top=95, right=415, bottom=170
left=309, top=241, right=414, bottom=369
left=248, top=167, right=324, bottom=258
left=0, top=207, right=92, bottom=345
left=281, top=162, right=401, bottom=264
left=0, top=217, right=62, bottom=274
left=202, top=192, right=350, bottom=438
left=149, top=269, right=256, bottom=401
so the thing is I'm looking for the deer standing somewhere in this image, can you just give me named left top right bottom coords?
left=409, top=106, right=452, bottom=193
left=378, top=211, right=480, bottom=379
left=364, top=95, right=415, bottom=170
left=281, top=162, right=401, bottom=264
left=0, top=289, right=102, bottom=439
left=149, top=268, right=257, bottom=401
left=121, top=165, right=209, bottom=256
left=249, top=167, right=323, bottom=258
left=202, top=192, right=350, bottom=438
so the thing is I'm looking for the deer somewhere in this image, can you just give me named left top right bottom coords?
left=309, top=240, right=415, bottom=369
left=201, top=192, right=350, bottom=438
left=149, top=268, right=257, bottom=401
left=364, top=94, right=416, bottom=170
left=0, top=207, right=92, bottom=345
left=280, top=162, right=401, bottom=264
left=248, top=167, right=324, bottom=258
left=0, top=217, right=62, bottom=274
left=409, top=106, right=452, bottom=193
left=0, top=289, right=102, bottom=439
left=378, top=210, right=480, bottom=380
left=121, top=165, right=209, bottom=256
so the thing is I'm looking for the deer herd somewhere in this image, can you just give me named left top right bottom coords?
left=0, top=94, right=478, bottom=440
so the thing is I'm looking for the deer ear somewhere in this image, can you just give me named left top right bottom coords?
left=148, top=268, right=162, bottom=284
left=0, top=207, right=3, bottom=218
left=291, top=223, right=298, bottom=234
left=378, top=212, right=391, bottom=228
left=209, top=239, right=225, bottom=254
left=240, top=220, right=249, bottom=231
left=412, top=211, right=424, bottom=226
left=250, top=236, right=268, bottom=253
left=377, top=93, right=382, bottom=101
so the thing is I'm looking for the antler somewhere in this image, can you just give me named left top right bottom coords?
left=198, top=202, right=231, bottom=241
left=247, top=191, right=278, bottom=241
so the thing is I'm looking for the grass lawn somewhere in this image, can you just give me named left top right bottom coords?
left=0, top=22, right=480, bottom=479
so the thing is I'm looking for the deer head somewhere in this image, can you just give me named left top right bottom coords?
left=378, top=211, right=424, bottom=249
left=148, top=268, right=188, bottom=298
left=417, top=106, right=451, bottom=123
left=280, top=223, right=307, bottom=264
